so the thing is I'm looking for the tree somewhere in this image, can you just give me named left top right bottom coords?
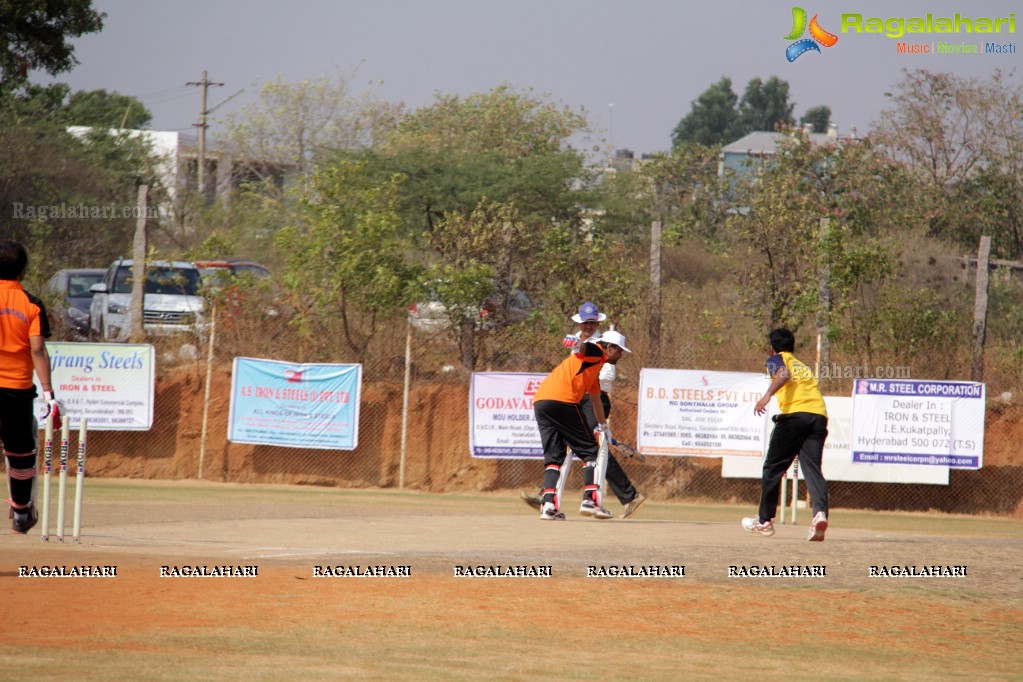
left=728, top=133, right=919, bottom=341
left=219, top=71, right=400, bottom=181
left=596, top=143, right=725, bottom=244
left=66, top=89, right=152, bottom=128
left=735, top=76, right=795, bottom=136
left=342, top=86, right=639, bottom=369
left=671, top=77, right=739, bottom=148
left=0, top=0, right=104, bottom=90
left=2, top=83, right=151, bottom=128
left=273, top=160, right=418, bottom=360
left=800, top=105, right=831, bottom=134
left=373, top=85, right=591, bottom=234
left=875, top=69, right=1023, bottom=258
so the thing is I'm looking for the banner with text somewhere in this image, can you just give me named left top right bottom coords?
left=34, top=342, right=154, bottom=430
left=228, top=357, right=362, bottom=450
left=722, top=397, right=950, bottom=484
left=851, top=379, right=984, bottom=469
left=469, top=372, right=545, bottom=458
left=637, top=369, right=766, bottom=457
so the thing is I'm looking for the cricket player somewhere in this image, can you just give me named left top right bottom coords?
left=532, top=331, right=623, bottom=520
left=1, top=241, right=62, bottom=534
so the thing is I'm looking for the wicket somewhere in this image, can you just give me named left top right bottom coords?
left=39, top=414, right=87, bottom=543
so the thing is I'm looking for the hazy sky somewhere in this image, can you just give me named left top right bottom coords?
left=54, top=0, right=1018, bottom=155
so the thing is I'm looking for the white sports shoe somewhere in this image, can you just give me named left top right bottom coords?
left=808, top=511, right=828, bottom=542
left=540, top=502, right=565, bottom=521
left=580, top=499, right=613, bottom=520
left=741, top=517, right=775, bottom=537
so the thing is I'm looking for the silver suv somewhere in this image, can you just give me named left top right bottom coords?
left=89, top=259, right=205, bottom=341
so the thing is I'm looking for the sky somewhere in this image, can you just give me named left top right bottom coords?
left=52, top=0, right=1019, bottom=157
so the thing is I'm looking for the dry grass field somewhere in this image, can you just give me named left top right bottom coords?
left=3, top=480, right=1021, bottom=681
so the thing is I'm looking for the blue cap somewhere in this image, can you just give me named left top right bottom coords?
left=571, top=301, right=607, bottom=323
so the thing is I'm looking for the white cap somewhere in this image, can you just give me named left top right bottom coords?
left=597, top=330, right=631, bottom=353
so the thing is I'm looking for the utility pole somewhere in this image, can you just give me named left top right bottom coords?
left=971, top=235, right=992, bottom=381
left=187, top=70, right=223, bottom=197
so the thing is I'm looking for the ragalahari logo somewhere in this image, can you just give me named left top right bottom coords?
left=784, top=7, right=839, bottom=61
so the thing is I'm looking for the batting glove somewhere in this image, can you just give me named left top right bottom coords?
left=43, top=390, right=64, bottom=430
left=593, top=422, right=612, bottom=443
left=562, top=334, right=580, bottom=348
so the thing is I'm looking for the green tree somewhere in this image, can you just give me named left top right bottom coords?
left=799, top=105, right=831, bottom=134
left=0, top=85, right=157, bottom=280
left=728, top=134, right=919, bottom=340
left=373, top=85, right=590, bottom=234
left=0, top=0, right=104, bottom=90
left=66, top=88, right=152, bottom=128
left=274, top=160, right=418, bottom=360
left=735, top=76, right=795, bottom=136
left=595, top=143, right=725, bottom=245
left=671, top=77, right=739, bottom=148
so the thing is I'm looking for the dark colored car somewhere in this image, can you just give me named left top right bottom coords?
left=46, top=268, right=107, bottom=340
left=193, top=260, right=279, bottom=319
left=193, top=260, right=271, bottom=289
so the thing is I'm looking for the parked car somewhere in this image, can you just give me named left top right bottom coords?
left=45, top=268, right=106, bottom=340
left=193, top=260, right=271, bottom=289
left=89, top=259, right=205, bottom=341
left=409, top=285, right=532, bottom=333
left=193, top=259, right=279, bottom=318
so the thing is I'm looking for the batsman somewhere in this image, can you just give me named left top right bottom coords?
left=531, top=330, right=626, bottom=520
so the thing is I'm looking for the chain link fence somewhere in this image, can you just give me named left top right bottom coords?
left=75, top=294, right=1023, bottom=519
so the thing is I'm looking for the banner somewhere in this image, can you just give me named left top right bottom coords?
left=228, top=357, right=362, bottom=450
left=851, top=379, right=984, bottom=469
left=34, top=342, right=155, bottom=430
left=721, top=397, right=950, bottom=484
left=637, top=369, right=767, bottom=457
left=469, top=372, right=545, bottom=458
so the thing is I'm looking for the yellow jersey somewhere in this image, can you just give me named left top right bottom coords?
left=766, top=352, right=827, bottom=417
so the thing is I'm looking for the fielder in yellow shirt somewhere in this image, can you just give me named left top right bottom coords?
left=743, top=328, right=830, bottom=541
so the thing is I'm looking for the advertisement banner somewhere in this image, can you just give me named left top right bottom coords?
left=228, top=357, right=362, bottom=450
left=721, top=397, right=950, bottom=484
left=469, top=372, right=545, bottom=458
left=637, top=369, right=767, bottom=457
left=851, top=379, right=984, bottom=469
left=34, top=342, right=155, bottom=430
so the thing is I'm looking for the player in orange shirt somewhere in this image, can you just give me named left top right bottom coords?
left=532, top=332, right=625, bottom=520
left=0, top=241, right=62, bottom=534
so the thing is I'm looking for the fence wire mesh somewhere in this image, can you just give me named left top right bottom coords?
left=74, top=300, right=1023, bottom=518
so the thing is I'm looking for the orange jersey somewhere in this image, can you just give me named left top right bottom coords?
left=0, top=280, right=44, bottom=389
left=533, top=341, right=606, bottom=404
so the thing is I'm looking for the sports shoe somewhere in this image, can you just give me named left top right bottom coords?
left=11, top=504, right=38, bottom=534
left=580, top=499, right=613, bottom=520
left=519, top=491, right=542, bottom=512
left=807, top=511, right=828, bottom=542
left=741, top=517, right=775, bottom=537
left=622, top=492, right=647, bottom=519
left=540, top=502, right=565, bottom=521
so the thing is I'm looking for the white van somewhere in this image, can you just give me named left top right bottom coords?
left=89, top=259, right=205, bottom=341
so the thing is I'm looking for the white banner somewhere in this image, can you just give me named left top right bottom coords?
left=35, top=342, right=155, bottom=430
left=637, top=369, right=766, bottom=457
left=469, top=372, right=545, bottom=458
left=851, top=379, right=984, bottom=469
left=721, top=397, right=950, bottom=484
